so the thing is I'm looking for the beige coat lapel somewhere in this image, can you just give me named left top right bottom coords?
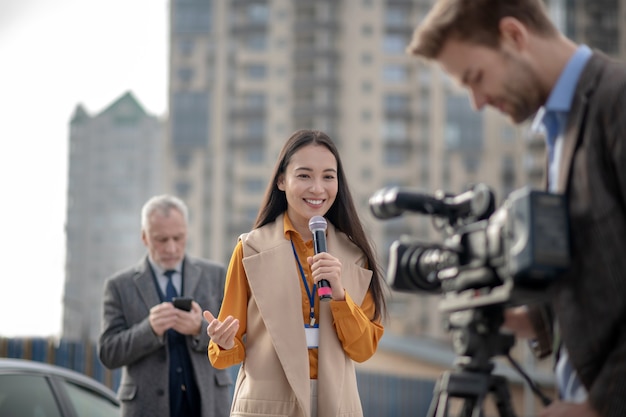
left=242, top=215, right=372, bottom=417
left=242, top=218, right=311, bottom=414
left=318, top=227, right=371, bottom=417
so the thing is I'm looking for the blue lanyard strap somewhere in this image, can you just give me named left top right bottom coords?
left=290, top=239, right=316, bottom=326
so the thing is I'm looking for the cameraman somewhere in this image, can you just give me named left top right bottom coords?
left=406, top=1, right=626, bottom=417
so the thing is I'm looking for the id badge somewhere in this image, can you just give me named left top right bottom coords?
left=305, top=324, right=319, bottom=348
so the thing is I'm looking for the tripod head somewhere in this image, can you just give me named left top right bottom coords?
left=427, top=304, right=552, bottom=417
left=446, top=305, right=515, bottom=374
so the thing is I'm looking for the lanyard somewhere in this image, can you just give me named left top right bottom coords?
left=290, top=239, right=316, bottom=326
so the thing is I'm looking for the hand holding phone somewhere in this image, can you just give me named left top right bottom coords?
left=172, top=296, right=193, bottom=311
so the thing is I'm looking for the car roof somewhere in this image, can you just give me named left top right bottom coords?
left=0, top=358, right=118, bottom=403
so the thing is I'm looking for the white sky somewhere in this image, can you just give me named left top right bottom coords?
left=0, top=0, right=168, bottom=337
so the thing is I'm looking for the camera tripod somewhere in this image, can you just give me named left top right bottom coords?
left=425, top=306, right=520, bottom=417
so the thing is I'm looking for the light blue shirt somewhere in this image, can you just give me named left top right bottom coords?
left=531, top=45, right=592, bottom=403
left=149, top=258, right=183, bottom=297
left=531, top=44, right=592, bottom=192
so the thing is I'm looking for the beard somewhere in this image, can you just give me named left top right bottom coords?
left=501, top=52, right=546, bottom=124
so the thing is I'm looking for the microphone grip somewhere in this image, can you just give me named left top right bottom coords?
left=317, top=279, right=332, bottom=301
left=312, top=230, right=332, bottom=301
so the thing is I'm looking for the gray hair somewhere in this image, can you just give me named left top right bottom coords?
left=141, top=194, right=189, bottom=231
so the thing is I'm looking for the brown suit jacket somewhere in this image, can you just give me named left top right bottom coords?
left=533, top=51, right=626, bottom=417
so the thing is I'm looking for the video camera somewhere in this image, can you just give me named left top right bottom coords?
left=369, top=183, right=570, bottom=313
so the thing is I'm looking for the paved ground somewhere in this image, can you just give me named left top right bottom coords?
left=356, top=347, right=445, bottom=380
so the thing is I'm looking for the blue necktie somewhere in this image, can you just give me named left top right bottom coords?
left=556, top=346, right=587, bottom=401
left=164, top=270, right=178, bottom=301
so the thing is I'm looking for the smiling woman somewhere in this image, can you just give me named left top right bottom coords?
left=204, top=129, right=388, bottom=417
left=0, top=0, right=167, bottom=338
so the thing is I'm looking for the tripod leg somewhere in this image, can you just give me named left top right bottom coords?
left=427, top=371, right=491, bottom=417
left=460, top=398, right=479, bottom=417
left=426, top=383, right=450, bottom=417
left=490, top=375, right=517, bottom=417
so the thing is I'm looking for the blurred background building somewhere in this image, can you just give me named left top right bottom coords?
left=165, top=0, right=536, bottom=343
left=62, top=92, right=165, bottom=341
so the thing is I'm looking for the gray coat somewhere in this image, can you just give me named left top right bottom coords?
left=98, top=256, right=232, bottom=417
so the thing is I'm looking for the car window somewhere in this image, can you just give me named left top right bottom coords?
left=0, top=374, right=62, bottom=417
left=61, top=379, right=120, bottom=417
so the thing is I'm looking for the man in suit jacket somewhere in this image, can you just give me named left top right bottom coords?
left=406, top=1, right=626, bottom=416
left=98, top=195, right=231, bottom=417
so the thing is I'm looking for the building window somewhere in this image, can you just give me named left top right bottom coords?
left=172, top=92, right=209, bottom=147
left=244, top=178, right=265, bottom=192
left=248, top=3, right=269, bottom=23
left=385, top=6, right=409, bottom=26
left=245, top=34, right=268, bottom=51
left=385, top=94, right=410, bottom=112
left=445, top=124, right=461, bottom=149
left=295, top=3, right=316, bottom=20
left=178, top=39, right=194, bottom=55
left=173, top=0, right=211, bottom=34
left=275, top=37, right=287, bottom=49
left=245, top=147, right=264, bottom=164
left=384, top=148, right=408, bottom=165
left=245, top=92, right=266, bottom=109
left=445, top=94, right=483, bottom=151
left=501, top=154, right=516, bottom=195
left=383, top=119, right=408, bottom=142
left=246, top=64, right=267, bottom=79
left=246, top=207, right=259, bottom=223
left=175, top=180, right=192, bottom=198
left=176, top=151, right=192, bottom=169
left=383, top=34, right=407, bottom=54
left=177, top=67, right=194, bottom=83
left=246, top=118, right=265, bottom=140
left=295, top=61, right=315, bottom=77
left=500, top=125, right=517, bottom=142
left=383, top=64, right=408, bottom=82
left=295, top=32, right=315, bottom=48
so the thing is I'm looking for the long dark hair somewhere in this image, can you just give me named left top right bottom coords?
left=255, top=129, right=387, bottom=321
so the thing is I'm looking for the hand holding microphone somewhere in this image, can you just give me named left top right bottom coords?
left=308, top=216, right=344, bottom=301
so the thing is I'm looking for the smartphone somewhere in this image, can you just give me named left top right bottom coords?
left=172, top=297, right=193, bottom=311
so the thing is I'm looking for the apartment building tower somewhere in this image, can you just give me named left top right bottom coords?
left=166, top=0, right=536, bottom=340
left=62, top=92, right=164, bottom=341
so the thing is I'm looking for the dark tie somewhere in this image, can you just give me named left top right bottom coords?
left=164, top=270, right=178, bottom=301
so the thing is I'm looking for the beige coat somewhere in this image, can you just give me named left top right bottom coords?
left=232, top=215, right=372, bottom=417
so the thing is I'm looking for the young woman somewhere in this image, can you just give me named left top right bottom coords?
left=203, top=129, right=386, bottom=417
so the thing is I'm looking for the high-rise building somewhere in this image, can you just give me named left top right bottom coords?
left=167, top=0, right=538, bottom=340
left=63, top=92, right=165, bottom=341
left=563, top=0, right=626, bottom=60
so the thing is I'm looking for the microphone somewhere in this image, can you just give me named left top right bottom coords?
left=308, top=216, right=332, bottom=301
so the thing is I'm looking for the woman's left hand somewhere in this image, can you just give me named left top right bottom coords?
left=308, top=252, right=345, bottom=301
